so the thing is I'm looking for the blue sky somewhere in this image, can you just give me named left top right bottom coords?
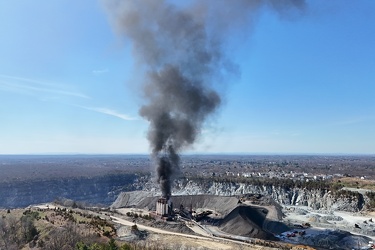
left=0, top=0, right=374, bottom=155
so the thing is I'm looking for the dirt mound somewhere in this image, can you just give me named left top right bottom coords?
left=264, top=221, right=290, bottom=235
left=219, top=205, right=277, bottom=240
left=146, top=221, right=196, bottom=235
left=111, top=191, right=152, bottom=209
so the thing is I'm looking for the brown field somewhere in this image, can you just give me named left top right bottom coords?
left=338, top=177, right=375, bottom=191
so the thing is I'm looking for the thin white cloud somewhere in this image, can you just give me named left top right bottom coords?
left=0, top=74, right=89, bottom=99
left=79, top=106, right=137, bottom=121
left=333, top=116, right=373, bottom=126
left=92, top=69, right=109, bottom=74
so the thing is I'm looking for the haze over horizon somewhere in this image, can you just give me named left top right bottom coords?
left=1, top=0, right=374, bottom=155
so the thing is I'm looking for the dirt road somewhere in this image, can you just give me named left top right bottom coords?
left=111, top=216, right=213, bottom=240
left=110, top=215, right=278, bottom=249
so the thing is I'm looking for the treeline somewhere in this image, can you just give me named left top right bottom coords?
left=125, top=211, right=154, bottom=221
left=76, top=239, right=120, bottom=250
left=333, top=189, right=361, bottom=199
left=188, top=176, right=331, bottom=191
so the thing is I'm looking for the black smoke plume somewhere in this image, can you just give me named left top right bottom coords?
left=103, top=0, right=305, bottom=197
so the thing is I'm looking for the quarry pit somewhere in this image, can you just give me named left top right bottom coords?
left=111, top=191, right=375, bottom=249
left=111, top=191, right=288, bottom=241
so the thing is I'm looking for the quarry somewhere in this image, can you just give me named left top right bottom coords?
left=2, top=0, right=374, bottom=249
left=1, top=155, right=375, bottom=249
left=110, top=189, right=375, bottom=250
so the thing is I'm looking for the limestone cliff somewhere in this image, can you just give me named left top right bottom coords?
left=159, top=179, right=370, bottom=212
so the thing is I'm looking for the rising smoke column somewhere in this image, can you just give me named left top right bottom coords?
left=103, top=0, right=305, bottom=197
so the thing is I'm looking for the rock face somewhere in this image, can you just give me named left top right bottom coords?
left=113, top=178, right=369, bottom=212
left=2, top=170, right=369, bottom=213
left=160, top=179, right=369, bottom=212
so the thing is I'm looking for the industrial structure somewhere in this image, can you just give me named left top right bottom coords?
left=156, top=197, right=170, bottom=216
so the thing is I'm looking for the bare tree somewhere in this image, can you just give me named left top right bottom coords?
left=0, top=215, right=21, bottom=249
left=42, top=222, right=82, bottom=250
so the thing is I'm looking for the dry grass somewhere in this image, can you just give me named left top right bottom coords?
left=1, top=206, right=316, bottom=250
left=0, top=206, right=115, bottom=249
left=337, top=177, right=375, bottom=191
left=143, top=234, right=282, bottom=250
